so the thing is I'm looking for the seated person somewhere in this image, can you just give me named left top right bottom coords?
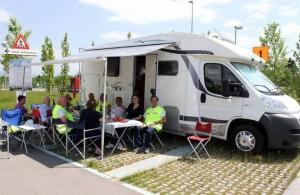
left=52, top=96, right=83, bottom=134
left=135, top=96, right=166, bottom=154
left=111, top=97, right=126, bottom=118
left=65, top=93, right=79, bottom=111
left=126, top=94, right=143, bottom=121
left=105, top=97, right=127, bottom=150
left=96, top=93, right=111, bottom=114
left=88, top=92, right=96, bottom=102
left=15, top=95, right=33, bottom=120
left=79, top=100, right=102, bottom=156
left=32, top=96, right=52, bottom=124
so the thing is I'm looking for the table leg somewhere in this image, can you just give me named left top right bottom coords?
left=20, top=131, right=28, bottom=154
left=7, top=129, right=9, bottom=159
left=111, top=127, right=128, bottom=155
left=38, top=129, right=46, bottom=150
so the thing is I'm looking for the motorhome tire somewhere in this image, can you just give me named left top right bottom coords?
left=230, top=124, right=264, bottom=153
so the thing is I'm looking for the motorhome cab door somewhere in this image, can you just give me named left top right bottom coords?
left=199, top=62, right=244, bottom=137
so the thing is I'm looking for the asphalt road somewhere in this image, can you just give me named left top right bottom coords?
left=0, top=147, right=140, bottom=195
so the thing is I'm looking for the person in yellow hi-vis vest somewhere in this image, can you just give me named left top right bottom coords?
left=96, top=93, right=111, bottom=114
left=135, top=96, right=166, bottom=154
left=65, top=93, right=79, bottom=111
left=52, top=96, right=83, bottom=134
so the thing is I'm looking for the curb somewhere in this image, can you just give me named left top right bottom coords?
left=283, top=170, right=300, bottom=195
left=105, top=145, right=191, bottom=179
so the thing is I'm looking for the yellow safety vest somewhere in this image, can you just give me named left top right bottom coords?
left=52, top=104, right=74, bottom=134
left=96, top=101, right=111, bottom=112
left=144, top=106, right=165, bottom=131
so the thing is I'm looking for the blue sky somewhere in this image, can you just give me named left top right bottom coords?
left=0, top=0, right=300, bottom=76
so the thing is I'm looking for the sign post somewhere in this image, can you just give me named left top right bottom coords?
left=5, top=34, right=37, bottom=100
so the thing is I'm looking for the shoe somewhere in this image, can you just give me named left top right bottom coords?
left=117, top=143, right=127, bottom=151
left=94, top=148, right=102, bottom=156
left=144, top=148, right=151, bottom=154
left=136, top=147, right=144, bottom=154
left=133, top=148, right=139, bottom=153
left=105, top=142, right=114, bottom=149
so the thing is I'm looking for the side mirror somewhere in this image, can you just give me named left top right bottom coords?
left=222, top=81, right=249, bottom=98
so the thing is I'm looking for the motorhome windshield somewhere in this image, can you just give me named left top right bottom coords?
left=232, top=62, right=283, bottom=95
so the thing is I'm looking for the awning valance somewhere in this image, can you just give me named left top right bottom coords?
left=24, top=43, right=173, bottom=67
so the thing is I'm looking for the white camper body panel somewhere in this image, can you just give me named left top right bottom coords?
left=80, top=32, right=263, bottom=139
left=80, top=32, right=300, bottom=147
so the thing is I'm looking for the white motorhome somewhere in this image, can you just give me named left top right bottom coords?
left=31, top=32, right=300, bottom=153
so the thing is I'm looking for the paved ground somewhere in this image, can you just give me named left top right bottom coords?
left=0, top=148, right=140, bottom=195
left=106, top=146, right=191, bottom=179
left=55, top=133, right=187, bottom=172
left=122, top=140, right=300, bottom=195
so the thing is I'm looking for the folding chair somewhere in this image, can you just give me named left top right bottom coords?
left=51, top=118, right=68, bottom=152
left=66, top=125, right=101, bottom=159
left=187, top=122, right=212, bottom=159
left=150, top=130, right=164, bottom=150
left=1, top=109, right=23, bottom=156
left=32, top=108, right=53, bottom=145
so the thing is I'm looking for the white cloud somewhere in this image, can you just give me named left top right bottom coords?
left=278, top=2, right=299, bottom=17
left=244, top=0, right=273, bottom=22
left=224, top=19, right=243, bottom=28
left=101, top=31, right=139, bottom=41
left=282, top=22, right=300, bottom=36
left=0, top=9, right=10, bottom=23
left=78, top=0, right=233, bottom=25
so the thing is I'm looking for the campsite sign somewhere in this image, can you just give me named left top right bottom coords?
left=4, top=34, right=37, bottom=56
left=12, top=34, right=30, bottom=49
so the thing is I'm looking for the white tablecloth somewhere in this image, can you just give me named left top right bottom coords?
left=105, top=120, right=143, bottom=135
left=18, top=124, right=47, bottom=131
left=0, top=120, right=9, bottom=127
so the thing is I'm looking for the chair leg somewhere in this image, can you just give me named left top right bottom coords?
left=187, top=138, right=202, bottom=160
left=83, top=137, right=86, bottom=160
left=65, top=132, right=68, bottom=157
left=155, top=132, right=164, bottom=147
left=200, top=141, right=211, bottom=159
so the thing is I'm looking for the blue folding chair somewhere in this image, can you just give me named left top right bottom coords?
left=1, top=108, right=23, bottom=157
left=2, top=109, right=23, bottom=130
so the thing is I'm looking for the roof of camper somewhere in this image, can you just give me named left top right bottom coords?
left=83, top=32, right=264, bottom=63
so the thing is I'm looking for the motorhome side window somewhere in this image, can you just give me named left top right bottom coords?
left=204, top=63, right=241, bottom=95
left=158, top=61, right=178, bottom=76
left=106, top=57, right=120, bottom=77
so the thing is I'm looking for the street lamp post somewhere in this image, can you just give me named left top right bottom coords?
left=234, top=25, right=243, bottom=44
left=189, top=0, right=194, bottom=33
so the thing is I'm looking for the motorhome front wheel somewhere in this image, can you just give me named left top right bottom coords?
left=231, top=124, right=265, bottom=153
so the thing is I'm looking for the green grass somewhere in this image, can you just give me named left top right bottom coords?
left=122, top=139, right=300, bottom=195
left=0, top=90, right=58, bottom=110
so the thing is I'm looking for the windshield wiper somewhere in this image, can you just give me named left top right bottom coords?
left=253, top=84, right=271, bottom=92
left=270, top=87, right=284, bottom=95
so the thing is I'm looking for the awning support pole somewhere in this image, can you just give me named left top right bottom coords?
left=101, top=58, right=107, bottom=160
left=22, top=66, right=25, bottom=95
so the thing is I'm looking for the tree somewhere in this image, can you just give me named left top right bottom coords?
left=294, top=33, right=300, bottom=70
left=41, top=36, right=55, bottom=93
left=292, top=34, right=300, bottom=100
left=1, top=18, right=31, bottom=87
left=259, top=23, right=288, bottom=85
left=59, top=33, right=70, bottom=94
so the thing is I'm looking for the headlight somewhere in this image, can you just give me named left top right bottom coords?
left=260, top=96, right=288, bottom=113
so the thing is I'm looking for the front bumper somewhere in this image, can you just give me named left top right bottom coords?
left=259, top=113, right=300, bottom=148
